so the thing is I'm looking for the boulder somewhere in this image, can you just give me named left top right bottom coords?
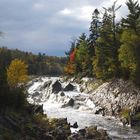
left=64, top=83, right=75, bottom=91
left=52, top=80, right=62, bottom=94
left=69, top=126, right=111, bottom=140
left=61, top=98, right=75, bottom=108
left=71, top=122, right=78, bottom=128
left=68, top=98, right=75, bottom=107
left=32, top=92, right=40, bottom=97
left=60, top=92, right=65, bottom=96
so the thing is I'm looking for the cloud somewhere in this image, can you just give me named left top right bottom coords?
left=59, top=8, right=73, bottom=15
left=0, top=0, right=129, bottom=56
left=59, top=5, right=95, bottom=21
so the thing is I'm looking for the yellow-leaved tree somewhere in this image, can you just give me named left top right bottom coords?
left=7, top=59, right=28, bottom=88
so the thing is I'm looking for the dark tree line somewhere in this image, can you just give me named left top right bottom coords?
left=0, top=47, right=67, bottom=77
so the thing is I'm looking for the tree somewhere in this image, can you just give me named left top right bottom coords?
left=7, top=59, right=28, bottom=88
left=89, top=8, right=101, bottom=50
left=121, top=0, right=140, bottom=34
left=93, top=5, right=121, bottom=79
left=119, top=30, right=140, bottom=81
left=119, top=0, right=140, bottom=85
left=75, top=33, right=90, bottom=76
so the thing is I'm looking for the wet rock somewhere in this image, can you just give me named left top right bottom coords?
left=33, top=104, right=44, bottom=114
left=68, top=98, right=75, bottom=107
left=42, top=81, right=52, bottom=89
left=120, top=117, right=130, bottom=126
left=71, top=122, right=78, bottom=128
left=60, top=92, right=65, bottom=96
left=95, top=107, right=105, bottom=116
left=69, top=126, right=111, bottom=140
left=52, top=80, right=62, bottom=94
left=64, top=83, right=75, bottom=91
left=79, top=129, right=86, bottom=136
left=32, top=92, right=40, bottom=97
left=61, top=98, right=75, bottom=108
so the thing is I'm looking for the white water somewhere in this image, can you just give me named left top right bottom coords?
left=27, top=77, right=140, bottom=140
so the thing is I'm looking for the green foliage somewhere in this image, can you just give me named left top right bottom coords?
left=0, top=87, right=27, bottom=111
left=65, top=0, right=140, bottom=86
left=119, top=30, right=140, bottom=84
left=75, top=34, right=90, bottom=75
left=120, top=108, right=131, bottom=120
left=119, top=0, right=140, bottom=85
left=93, top=9, right=120, bottom=79
left=121, top=0, right=140, bottom=33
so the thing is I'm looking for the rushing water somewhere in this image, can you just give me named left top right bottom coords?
left=28, top=77, right=140, bottom=140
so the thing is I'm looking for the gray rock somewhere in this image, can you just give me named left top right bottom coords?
left=52, top=80, right=62, bottom=94
left=64, top=83, right=75, bottom=91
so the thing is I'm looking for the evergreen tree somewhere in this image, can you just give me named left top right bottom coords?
left=93, top=5, right=121, bottom=79
left=119, top=0, right=140, bottom=85
left=89, top=8, right=100, bottom=50
left=121, top=0, right=140, bottom=34
left=75, top=33, right=90, bottom=76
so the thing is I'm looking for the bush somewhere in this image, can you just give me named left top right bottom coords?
left=0, top=86, right=27, bottom=111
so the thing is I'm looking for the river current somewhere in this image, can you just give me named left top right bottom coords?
left=27, top=77, right=140, bottom=140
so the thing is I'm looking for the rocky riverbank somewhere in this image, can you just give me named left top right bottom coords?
left=76, top=78, right=140, bottom=127
left=0, top=104, right=111, bottom=140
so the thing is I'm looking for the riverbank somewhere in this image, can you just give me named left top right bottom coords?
left=75, top=78, right=140, bottom=127
left=0, top=104, right=111, bottom=140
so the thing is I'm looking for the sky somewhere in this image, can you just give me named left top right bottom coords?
left=0, top=0, right=129, bottom=56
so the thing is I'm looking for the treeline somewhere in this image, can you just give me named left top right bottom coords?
left=0, top=47, right=67, bottom=76
left=65, top=0, right=140, bottom=86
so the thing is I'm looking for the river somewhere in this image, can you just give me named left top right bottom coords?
left=27, top=77, right=140, bottom=140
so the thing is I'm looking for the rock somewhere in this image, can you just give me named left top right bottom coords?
left=42, top=81, right=52, bottom=89
left=52, top=80, right=62, bottom=94
left=61, top=98, right=75, bottom=108
left=60, top=92, right=65, bottom=96
left=120, top=117, right=129, bottom=126
left=68, top=98, right=75, bottom=107
left=64, top=83, right=75, bottom=91
left=95, top=107, right=105, bottom=116
left=32, top=92, right=40, bottom=97
left=69, top=126, right=111, bottom=140
left=33, top=104, right=44, bottom=115
left=98, top=129, right=107, bottom=136
left=79, top=129, right=86, bottom=136
left=71, top=122, right=78, bottom=128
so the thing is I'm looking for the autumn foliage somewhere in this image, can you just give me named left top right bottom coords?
left=70, top=48, right=76, bottom=62
left=7, top=59, right=28, bottom=88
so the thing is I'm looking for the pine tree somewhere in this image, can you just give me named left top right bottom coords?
left=121, top=0, right=140, bottom=34
left=75, top=33, right=90, bottom=76
left=93, top=4, right=121, bottom=79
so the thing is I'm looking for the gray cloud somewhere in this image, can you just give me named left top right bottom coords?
left=0, top=0, right=128, bottom=56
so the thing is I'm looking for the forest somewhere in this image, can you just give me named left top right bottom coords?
left=65, top=0, right=140, bottom=86
left=0, top=47, right=66, bottom=76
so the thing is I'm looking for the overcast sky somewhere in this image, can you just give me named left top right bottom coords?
left=0, top=0, right=129, bottom=56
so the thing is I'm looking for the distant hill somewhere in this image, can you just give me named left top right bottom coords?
left=0, top=47, right=67, bottom=76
